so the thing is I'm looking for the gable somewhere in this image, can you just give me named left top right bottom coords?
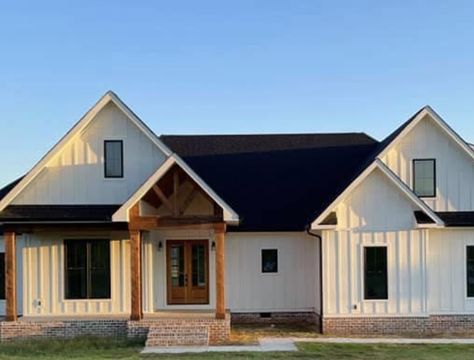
left=334, top=167, right=420, bottom=231
left=6, top=94, right=169, bottom=206
left=381, top=112, right=474, bottom=211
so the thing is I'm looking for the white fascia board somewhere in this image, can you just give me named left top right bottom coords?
left=378, top=107, right=474, bottom=162
left=310, top=159, right=444, bottom=229
left=173, top=154, right=239, bottom=224
left=375, top=160, right=444, bottom=226
left=112, top=156, right=176, bottom=222
left=310, top=161, right=378, bottom=229
left=107, top=92, right=172, bottom=157
left=112, top=154, right=240, bottom=224
left=311, top=224, right=337, bottom=230
left=0, top=91, right=172, bottom=212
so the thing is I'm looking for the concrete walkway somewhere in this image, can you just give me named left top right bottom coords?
left=142, top=336, right=474, bottom=354
left=141, top=338, right=297, bottom=354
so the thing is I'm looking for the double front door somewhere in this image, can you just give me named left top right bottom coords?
left=166, top=240, right=209, bottom=304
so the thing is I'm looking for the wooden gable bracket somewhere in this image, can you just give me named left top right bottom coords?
left=152, top=185, right=174, bottom=214
left=179, top=187, right=199, bottom=215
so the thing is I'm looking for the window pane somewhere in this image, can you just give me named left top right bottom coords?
left=65, top=240, right=87, bottom=299
left=170, top=245, right=185, bottom=287
left=0, top=253, right=4, bottom=300
left=364, top=247, right=388, bottom=300
left=413, top=159, right=435, bottom=197
left=467, top=246, right=474, bottom=297
left=104, top=141, right=123, bottom=178
left=64, top=239, right=110, bottom=299
left=89, top=240, right=110, bottom=299
left=66, top=269, right=87, bottom=299
left=262, top=249, right=278, bottom=273
left=192, top=244, right=206, bottom=287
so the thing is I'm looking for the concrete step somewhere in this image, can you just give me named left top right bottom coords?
left=145, top=325, right=209, bottom=347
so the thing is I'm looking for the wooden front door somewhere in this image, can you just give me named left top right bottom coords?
left=166, top=240, right=209, bottom=304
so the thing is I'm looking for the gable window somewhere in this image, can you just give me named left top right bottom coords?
left=104, top=140, right=123, bottom=178
left=64, top=240, right=111, bottom=299
left=413, top=159, right=436, bottom=197
left=0, top=253, right=4, bottom=300
left=364, top=246, right=388, bottom=300
left=261, top=249, right=278, bottom=273
left=467, top=246, right=474, bottom=297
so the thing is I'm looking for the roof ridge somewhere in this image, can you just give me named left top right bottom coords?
left=161, top=132, right=373, bottom=137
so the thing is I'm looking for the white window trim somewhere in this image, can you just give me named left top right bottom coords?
left=260, top=247, right=279, bottom=275
left=359, top=242, right=390, bottom=303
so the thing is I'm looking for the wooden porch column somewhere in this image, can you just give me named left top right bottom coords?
left=214, top=223, right=226, bottom=319
left=5, top=231, right=17, bottom=321
left=130, top=230, right=142, bottom=321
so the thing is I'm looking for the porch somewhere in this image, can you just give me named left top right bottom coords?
left=1, top=161, right=234, bottom=343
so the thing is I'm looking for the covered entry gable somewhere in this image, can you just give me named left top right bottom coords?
left=113, top=154, right=239, bottom=226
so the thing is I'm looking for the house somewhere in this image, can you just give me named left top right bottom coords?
left=1, top=91, right=474, bottom=344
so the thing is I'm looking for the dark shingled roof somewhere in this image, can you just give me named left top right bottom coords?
left=0, top=205, right=121, bottom=222
left=0, top=109, right=430, bottom=232
left=414, top=210, right=436, bottom=224
left=436, top=212, right=474, bottom=227
left=160, top=133, right=376, bottom=157
left=162, top=133, right=378, bottom=231
left=0, top=177, right=23, bottom=201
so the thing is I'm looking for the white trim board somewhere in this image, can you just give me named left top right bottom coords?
left=378, top=106, right=474, bottom=162
left=112, top=154, right=239, bottom=225
left=311, top=159, right=444, bottom=229
left=0, top=91, right=172, bottom=212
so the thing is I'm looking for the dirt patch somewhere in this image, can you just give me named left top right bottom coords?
left=230, top=323, right=320, bottom=344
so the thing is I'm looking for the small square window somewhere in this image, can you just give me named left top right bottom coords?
left=261, top=249, right=278, bottom=273
left=104, top=140, right=123, bottom=178
left=413, top=159, right=436, bottom=197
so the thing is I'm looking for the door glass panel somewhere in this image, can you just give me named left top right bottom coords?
left=192, top=244, right=206, bottom=287
left=170, top=245, right=185, bottom=287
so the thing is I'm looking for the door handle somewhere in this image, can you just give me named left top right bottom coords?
left=184, top=273, right=188, bottom=286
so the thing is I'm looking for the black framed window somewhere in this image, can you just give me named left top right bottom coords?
left=0, top=253, right=4, bottom=300
left=65, top=240, right=110, bottom=299
left=104, top=140, right=123, bottom=178
left=364, top=247, right=388, bottom=300
left=467, top=246, right=474, bottom=297
left=413, top=159, right=436, bottom=197
left=261, top=249, right=278, bottom=273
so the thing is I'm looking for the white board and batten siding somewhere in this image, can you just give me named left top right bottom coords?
left=324, top=167, right=428, bottom=317
left=21, top=233, right=130, bottom=317
left=12, top=102, right=167, bottom=205
left=427, top=229, right=474, bottom=314
left=226, top=232, right=320, bottom=314
left=381, top=114, right=474, bottom=212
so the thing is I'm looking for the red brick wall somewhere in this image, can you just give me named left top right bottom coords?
left=232, top=312, right=320, bottom=326
left=127, top=316, right=230, bottom=344
left=0, top=320, right=127, bottom=341
left=323, top=315, right=474, bottom=336
left=0, top=316, right=231, bottom=344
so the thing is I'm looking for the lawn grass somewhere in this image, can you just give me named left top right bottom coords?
left=1, top=337, right=474, bottom=359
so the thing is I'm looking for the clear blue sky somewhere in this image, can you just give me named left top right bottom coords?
left=1, top=1, right=474, bottom=186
